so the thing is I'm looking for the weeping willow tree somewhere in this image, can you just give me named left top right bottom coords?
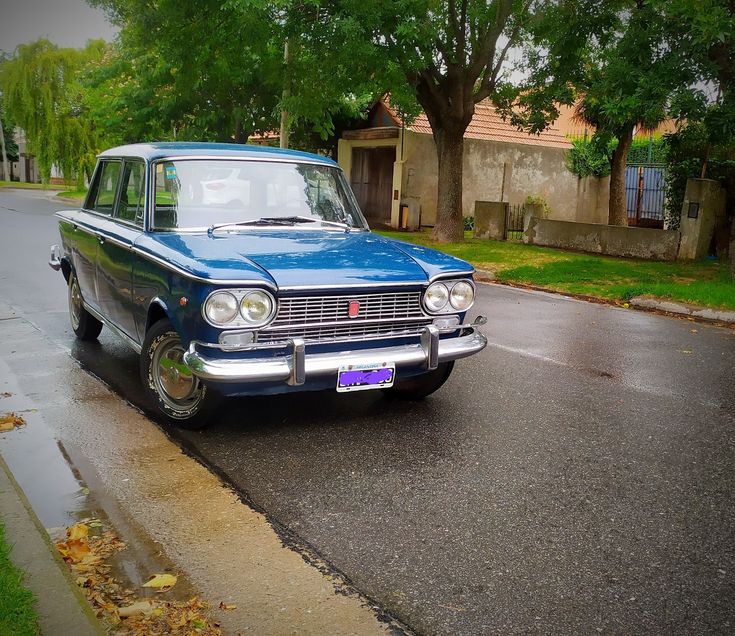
left=0, top=39, right=107, bottom=187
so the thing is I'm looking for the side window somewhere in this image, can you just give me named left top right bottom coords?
left=88, top=161, right=122, bottom=216
left=117, top=161, right=145, bottom=226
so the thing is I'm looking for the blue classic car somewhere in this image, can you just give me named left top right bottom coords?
left=49, top=143, right=487, bottom=428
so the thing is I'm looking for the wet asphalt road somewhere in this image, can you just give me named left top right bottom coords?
left=1, top=189, right=734, bottom=635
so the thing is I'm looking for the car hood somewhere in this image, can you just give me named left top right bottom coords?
left=136, top=230, right=473, bottom=289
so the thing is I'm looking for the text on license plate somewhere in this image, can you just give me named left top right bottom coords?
left=336, top=363, right=395, bottom=392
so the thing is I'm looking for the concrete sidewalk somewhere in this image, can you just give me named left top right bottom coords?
left=0, top=455, right=104, bottom=635
left=0, top=302, right=405, bottom=635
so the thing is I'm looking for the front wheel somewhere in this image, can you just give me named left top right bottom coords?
left=68, top=272, right=103, bottom=341
left=140, top=319, right=220, bottom=429
left=383, top=362, right=454, bottom=400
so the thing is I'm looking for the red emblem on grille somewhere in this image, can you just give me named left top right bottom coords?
left=348, top=300, right=360, bottom=318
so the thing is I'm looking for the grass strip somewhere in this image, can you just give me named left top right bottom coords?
left=0, top=523, right=38, bottom=636
left=379, top=230, right=735, bottom=310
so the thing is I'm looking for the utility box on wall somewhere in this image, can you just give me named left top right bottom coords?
left=678, top=179, right=727, bottom=260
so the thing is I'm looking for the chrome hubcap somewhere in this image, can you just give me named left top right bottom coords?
left=69, top=278, right=82, bottom=330
left=152, top=335, right=203, bottom=411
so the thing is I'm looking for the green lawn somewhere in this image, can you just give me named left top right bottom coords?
left=0, top=524, right=38, bottom=636
left=54, top=190, right=87, bottom=203
left=0, top=180, right=75, bottom=191
left=379, top=230, right=735, bottom=311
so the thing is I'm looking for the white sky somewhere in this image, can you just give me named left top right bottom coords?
left=0, top=0, right=118, bottom=55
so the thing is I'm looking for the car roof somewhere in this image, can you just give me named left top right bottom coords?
left=98, top=142, right=337, bottom=166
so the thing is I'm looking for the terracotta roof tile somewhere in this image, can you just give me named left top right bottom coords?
left=384, top=100, right=571, bottom=149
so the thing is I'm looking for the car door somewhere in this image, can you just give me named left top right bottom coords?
left=73, top=160, right=122, bottom=312
left=95, top=159, right=145, bottom=341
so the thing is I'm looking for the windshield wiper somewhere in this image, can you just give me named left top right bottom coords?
left=207, top=215, right=354, bottom=235
left=207, top=218, right=298, bottom=235
left=280, top=215, right=353, bottom=232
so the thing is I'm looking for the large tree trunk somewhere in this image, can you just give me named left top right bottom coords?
left=608, top=126, right=634, bottom=226
left=431, top=127, right=465, bottom=243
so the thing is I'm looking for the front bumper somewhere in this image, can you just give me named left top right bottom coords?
left=183, top=323, right=487, bottom=385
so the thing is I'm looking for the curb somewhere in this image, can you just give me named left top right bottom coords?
left=629, top=296, right=735, bottom=325
left=0, top=454, right=105, bottom=636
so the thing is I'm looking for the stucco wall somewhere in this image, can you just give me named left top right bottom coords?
left=398, top=131, right=608, bottom=226
left=524, top=217, right=680, bottom=261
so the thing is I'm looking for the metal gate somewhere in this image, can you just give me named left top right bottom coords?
left=625, top=164, right=666, bottom=228
left=504, top=203, right=526, bottom=240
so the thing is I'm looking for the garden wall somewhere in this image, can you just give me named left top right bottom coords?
left=524, top=217, right=681, bottom=261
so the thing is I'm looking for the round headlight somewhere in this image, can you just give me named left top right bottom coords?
left=205, top=291, right=238, bottom=325
left=424, top=282, right=449, bottom=312
left=450, top=281, right=474, bottom=310
left=240, top=291, right=273, bottom=325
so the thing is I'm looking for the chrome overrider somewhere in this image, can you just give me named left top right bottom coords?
left=183, top=317, right=488, bottom=385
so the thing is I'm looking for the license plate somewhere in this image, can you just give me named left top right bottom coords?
left=336, top=363, right=395, bottom=392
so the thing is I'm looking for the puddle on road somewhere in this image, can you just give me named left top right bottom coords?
left=0, top=398, right=198, bottom=603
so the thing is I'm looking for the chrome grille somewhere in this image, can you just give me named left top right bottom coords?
left=258, top=291, right=431, bottom=344
left=270, top=292, right=425, bottom=326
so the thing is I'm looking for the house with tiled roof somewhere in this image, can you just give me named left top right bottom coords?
left=338, top=99, right=609, bottom=229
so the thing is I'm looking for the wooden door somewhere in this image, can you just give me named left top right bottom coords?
left=350, top=147, right=394, bottom=225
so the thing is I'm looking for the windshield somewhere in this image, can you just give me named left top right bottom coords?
left=151, top=159, right=369, bottom=231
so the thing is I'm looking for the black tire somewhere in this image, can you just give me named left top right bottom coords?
left=383, top=362, right=455, bottom=400
left=140, top=319, right=220, bottom=429
left=68, top=272, right=103, bottom=341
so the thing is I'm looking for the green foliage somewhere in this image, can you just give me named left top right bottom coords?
left=663, top=123, right=735, bottom=230
left=627, top=137, right=667, bottom=164
left=0, top=39, right=106, bottom=186
left=524, top=195, right=551, bottom=218
left=0, top=106, right=18, bottom=161
left=565, top=138, right=613, bottom=178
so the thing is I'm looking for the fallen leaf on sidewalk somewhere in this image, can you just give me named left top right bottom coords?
left=142, top=573, right=177, bottom=591
left=218, top=601, right=237, bottom=610
left=56, top=538, right=91, bottom=563
left=118, top=600, right=156, bottom=618
left=0, top=412, right=25, bottom=431
left=68, top=523, right=89, bottom=540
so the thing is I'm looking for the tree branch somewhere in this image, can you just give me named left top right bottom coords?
left=467, top=0, right=513, bottom=81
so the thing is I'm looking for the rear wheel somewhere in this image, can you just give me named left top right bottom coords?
left=68, top=272, right=103, bottom=341
left=140, top=319, right=220, bottom=429
left=383, top=362, right=454, bottom=400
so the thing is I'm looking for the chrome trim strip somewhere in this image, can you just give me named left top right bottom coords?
left=429, top=271, right=475, bottom=283
left=98, top=233, right=133, bottom=250
left=263, top=315, right=431, bottom=331
left=184, top=326, right=487, bottom=383
left=151, top=155, right=336, bottom=167
left=277, top=281, right=428, bottom=291
left=277, top=272, right=475, bottom=292
left=83, top=302, right=142, bottom=354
